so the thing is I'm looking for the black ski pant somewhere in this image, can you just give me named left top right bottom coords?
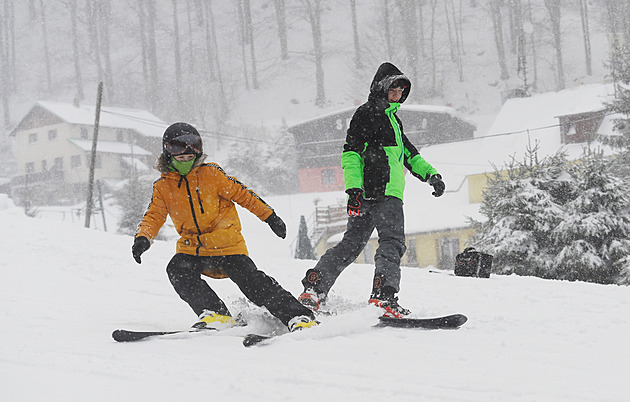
left=303, top=196, right=407, bottom=295
left=166, top=253, right=314, bottom=326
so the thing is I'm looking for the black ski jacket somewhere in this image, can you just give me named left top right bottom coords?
left=341, top=62, right=438, bottom=200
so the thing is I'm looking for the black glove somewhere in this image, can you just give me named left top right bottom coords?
left=132, top=236, right=151, bottom=264
left=346, top=188, right=364, bottom=217
left=266, top=212, right=287, bottom=239
left=430, top=174, right=445, bottom=197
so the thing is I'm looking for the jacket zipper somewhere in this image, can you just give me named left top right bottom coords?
left=196, top=188, right=205, bottom=214
left=183, top=176, right=203, bottom=256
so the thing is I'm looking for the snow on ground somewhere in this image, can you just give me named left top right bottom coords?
left=1, top=205, right=629, bottom=402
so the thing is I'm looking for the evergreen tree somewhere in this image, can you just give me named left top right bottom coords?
left=473, top=146, right=571, bottom=278
left=295, top=215, right=316, bottom=260
left=551, top=150, right=630, bottom=284
left=114, top=173, right=153, bottom=237
left=472, top=146, right=630, bottom=284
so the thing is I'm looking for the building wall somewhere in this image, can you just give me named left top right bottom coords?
left=298, top=166, right=345, bottom=193
left=320, top=226, right=477, bottom=269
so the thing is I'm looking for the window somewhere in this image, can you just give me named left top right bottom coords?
left=25, top=162, right=34, bottom=174
left=438, top=237, right=460, bottom=270
left=80, top=127, right=89, bottom=139
left=71, top=155, right=82, bottom=169
left=28, top=133, right=38, bottom=144
left=406, top=238, right=418, bottom=266
left=48, top=129, right=57, bottom=141
left=53, top=157, right=63, bottom=170
left=321, top=168, right=336, bottom=185
left=117, top=129, right=125, bottom=142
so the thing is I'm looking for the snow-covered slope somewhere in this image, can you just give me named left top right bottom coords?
left=1, top=207, right=629, bottom=401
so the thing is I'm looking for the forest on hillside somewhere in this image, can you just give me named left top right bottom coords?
left=2, top=0, right=630, bottom=136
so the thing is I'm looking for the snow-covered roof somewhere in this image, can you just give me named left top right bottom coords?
left=15, top=101, right=168, bottom=138
left=288, top=103, right=472, bottom=130
left=485, top=83, right=615, bottom=137
left=418, top=83, right=619, bottom=183
left=69, top=139, right=152, bottom=155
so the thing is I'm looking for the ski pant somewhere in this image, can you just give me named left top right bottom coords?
left=166, top=253, right=314, bottom=326
left=303, top=196, right=406, bottom=295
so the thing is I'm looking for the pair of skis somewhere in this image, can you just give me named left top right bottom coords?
left=112, top=313, right=468, bottom=346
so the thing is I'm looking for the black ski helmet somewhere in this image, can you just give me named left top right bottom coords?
left=162, top=122, right=203, bottom=160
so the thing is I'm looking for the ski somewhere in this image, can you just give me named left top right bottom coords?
left=243, top=333, right=275, bottom=347
left=112, top=328, right=216, bottom=342
left=376, top=313, right=468, bottom=329
left=243, top=314, right=468, bottom=347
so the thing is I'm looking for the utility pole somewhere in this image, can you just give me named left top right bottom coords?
left=85, top=82, right=103, bottom=228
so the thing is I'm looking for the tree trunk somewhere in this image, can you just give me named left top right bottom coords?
left=145, top=0, right=160, bottom=111
left=579, top=0, right=592, bottom=76
left=489, top=0, right=510, bottom=80
left=38, top=0, right=52, bottom=93
left=136, top=0, right=151, bottom=109
left=243, top=0, right=258, bottom=89
left=273, top=0, right=288, bottom=60
left=0, top=7, right=11, bottom=127
left=236, top=0, right=250, bottom=90
left=544, top=0, right=564, bottom=90
left=204, top=0, right=227, bottom=115
left=383, top=0, right=393, bottom=61
left=417, top=0, right=426, bottom=57
left=172, top=0, right=183, bottom=110
left=97, top=1, right=115, bottom=102
left=429, top=0, right=438, bottom=96
left=86, top=2, right=103, bottom=92
left=398, top=0, right=419, bottom=84
left=68, top=0, right=84, bottom=102
left=304, top=0, right=325, bottom=107
left=350, top=0, right=362, bottom=69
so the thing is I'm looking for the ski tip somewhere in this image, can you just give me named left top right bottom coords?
left=243, top=333, right=272, bottom=347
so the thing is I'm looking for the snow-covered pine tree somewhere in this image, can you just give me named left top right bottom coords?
left=473, top=144, right=630, bottom=284
left=551, top=149, right=630, bottom=284
left=114, top=173, right=153, bottom=237
left=472, top=145, right=571, bottom=278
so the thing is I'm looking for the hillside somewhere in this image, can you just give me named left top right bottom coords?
left=1, top=201, right=629, bottom=401
left=0, top=1, right=617, bottom=142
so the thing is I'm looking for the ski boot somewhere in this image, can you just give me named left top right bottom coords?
left=192, top=310, right=237, bottom=330
left=368, top=285, right=411, bottom=318
left=288, top=315, right=319, bottom=332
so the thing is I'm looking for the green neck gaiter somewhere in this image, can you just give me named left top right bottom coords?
left=170, top=157, right=195, bottom=175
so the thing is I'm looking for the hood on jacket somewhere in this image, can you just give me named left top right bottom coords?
left=368, top=62, right=411, bottom=105
left=155, top=152, right=207, bottom=175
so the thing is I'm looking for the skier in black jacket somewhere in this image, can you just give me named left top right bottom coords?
left=298, top=62, right=445, bottom=318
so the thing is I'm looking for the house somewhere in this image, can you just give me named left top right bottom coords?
left=9, top=101, right=168, bottom=205
left=287, top=104, right=476, bottom=193
left=311, top=83, right=620, bottom=269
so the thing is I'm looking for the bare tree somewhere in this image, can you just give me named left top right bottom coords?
left=242, top=0, right=258, bottom=89
left=38, top=0, right=52, bottom=92
left=350, top=0, right=362, bottom=69
left=578, top=0, right=591, bottom=76
left=0, top=5, right=11, bottom=127
left=67, top=0, right=84, bottom=102
left=383, top=0, right=393, bottom=60
left=171, top=0, right=184, bottom=110
left=397, top=0, right=419, bottom=87
left=273, top=0, right=289, bottom=61
left=489, top=0, right=510, bottom=80
left=544, top=0, right=564, bottom=90
left=97, top=1, right=115, bottom=102
left=235, top=0, right=250, bottom=90
left=303, top=0, right=325, bottom=107
left=429, top=0, right=438, bottom=95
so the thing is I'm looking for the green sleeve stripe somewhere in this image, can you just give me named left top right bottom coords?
left=409, top=154, right=438, bottom=179
left=341, top=151, right=364, bottom=190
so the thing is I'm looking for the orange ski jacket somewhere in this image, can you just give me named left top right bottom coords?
left=136, top=158, right=274, bottom=264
